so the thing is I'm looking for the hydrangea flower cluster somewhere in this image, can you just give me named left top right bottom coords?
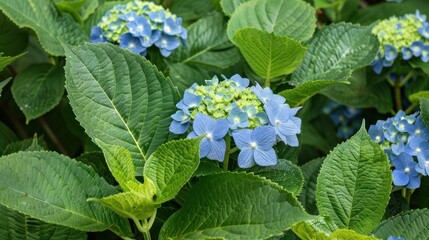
left=387, top=237, right=404, bottom=240
left=369, top=111, right=429, bottom=189
left=371, top=10, right=429, bottom=74
left=169, top=74, right=301, bottom=168
left=323, top=101, right=362, bottom=139
left=89, top=0, right=187, bottom=57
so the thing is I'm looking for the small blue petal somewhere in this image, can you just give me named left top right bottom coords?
left=410, top=41, right=424, bottom=57
left=232, top=129, right=252, bottom=149
left=401, top=47, right=413, bottom=60
left=169, top=120, right=189, bottom=134
left=206, top=139, right=226, bottom=162
left=238, top=148, right=255, bottom=168
left=163, top=17, right=182, bottom=35
left=252, top=126, right=276, bottom=150
left=254, top=148, right=277, bottom=166
left=149, top=11, right=166, bottom=23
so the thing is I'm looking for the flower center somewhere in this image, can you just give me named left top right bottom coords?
left=275, top=119, right=281, bottom=126
left=416, top=129, right=421, bottom=135
left=404, top=167, right=410, bottom=173
left=416, top=148, right=422, bottom=153
left=206, top=132, right=213, bottom=140
left=250, top=141, right=257, bottom=149
left=398, top=124, right=405, bottom=131
left=426, top=161, right=429, bottom=167
left=137, top=25, right=144, bottom=32
left=162, top=39, right=167, bottom=46
left=165, top=25, right=171, bottom=32
left=128, top=42, right=135, bottom=48
left=234, top=117, right=240, bottom=123
left=375, top=136, right=381, bottom=142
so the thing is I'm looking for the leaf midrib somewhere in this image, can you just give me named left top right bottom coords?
left=72, top=51, right=147, bottom=162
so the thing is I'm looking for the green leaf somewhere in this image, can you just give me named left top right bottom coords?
left=410, top=60, right=429, bottom=76
left=0, top=77, right=11, bottom=98
left=226, top=0, right=316, bottom=43
left=331, top=229, right=379, bottom=240
left=144, top=138, right=201, bottom=203
left=292, top=218, right=337, bottom=240
left=2, top=135, right=47, bottom=155
left=0, top=52, right=26, bottom=72
left=220, top=0, right=250, bottom=16
left=168, top=63, right=210, bottom=95
left=0, top=0, right=87, bottom=56
left=373, top=209, right=429, bottom=239
left=170, top=12, right=240, bottom=70
left=65, top=43, right=178, bottom=174
left=0, top=205, right=86, bottom=240
left=420, top=98, right=429, bottom=129
left=409, top=91, right=429, bottom=103
left=193, top=159, right=222, bottom=177
left=76, top=152, right=116, bottom=185
left=0, top=121, right=18, bottom=153
left=0, top=13, right=28, bottom=56
left=96, top=141, right=136, bottom=191
left=11, top=64, right=65, bottom=123
left=53, top=0, right=86, bottom=22
left=299, top=157, right=324, bottom=215
left=279, top=80, right=348, bottom=107
left=0, top=151, right=132, bottom=237
left=88, top=182, right=157, bottom=220
left=169, top=0, right=214, bottom=23
left=159, top=172, right=317, bottom=239
left=316, top=124, right=392, bottom=234
left=322, top=69, right=393, bottom=113
left=234, top=27, right=307, bottom=79
left=247, top=159, right=304, bottom=195
left=291, top=23, right=379, bottom=86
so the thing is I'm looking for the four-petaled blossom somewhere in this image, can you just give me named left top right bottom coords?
left=392, top=153, right=421, bottom=189
left=265, top=101, right=301, bottom=146
left=232, top=126, right=277, bottom=168
left=90, top=26, right=107, bottom=43
left=251, top=83, right=285, bottom=105
left=416, top=150, right=429, bottom=175
left=188, top=114, right=229, bottom=162
left=227, top=107, right=249, bottom=130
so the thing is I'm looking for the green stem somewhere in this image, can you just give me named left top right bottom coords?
left=399, top=70, right=414, bottom=87
left=394, top=79, right=402, bottom=111
left=405, top=189, right=414, bottom=205
left=386, top=75, right=395, bottom=87
left=132, top=218, right=146, bottom=234
left=145, top=209, right=157, bottom=231
left=223, top=135, right=231, bottom=171
left=143, top=229, right=151, bottom=240
left=401, top=187, right=406, bottom=200
left=229, top=147, right=239, bottom=155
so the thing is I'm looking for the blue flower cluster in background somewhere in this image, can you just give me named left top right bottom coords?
left=369, top=111, right=429, bottom=189
left=387, top=236, right=405, bottom=240
left=371, top=10, right=429, bottom=74
left=323, top=101, right=362, bottom=139
left=90, top=0, right=187, bottom=57
left=169, top=74, right=301, bottom=168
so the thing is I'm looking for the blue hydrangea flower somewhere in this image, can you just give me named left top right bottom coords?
left=188, top=113, right=229, bottom=162
left=90, top=26, right=107, bottom=43
left=126, top=16, right=152, bottom=37
left=227, top=107, right=249, bottom=130
left=384, top=44, right=398, bottom=61
left=401, top=46, right=413, bottom=60
left=223, top=74, right=250, bottom=89
left=232, top=126, right=277, bottom=168
left=119, top=33, right=146, bottom=54
left=411, top=40, right=424, bottom=56
left=154, top=33, right=180, bottom=57
left=404, top=137, right=429, bottom=156
left=169, top=110, right=190, bottom=134
left=410, top=116, right=429, bottom=141
left=416, top=150, right=429, bottom=175
left=418, top=22, right=429, bottom=39
left=369, top=120, right=385, bottom=143
left=176, top=92, right=202, bottom=115
left=251, top=83, right=286, bottom=105
left=90, top=0, right=187, bottom=57
left=370, top=52, right=384, bottom=74
left=421, top=44, right=429, bottom=62
left=387, top=237, right=405, bottom=240
left=392, top=153, right=421, bottom=189
left=264, top=101, right=301, bottom=146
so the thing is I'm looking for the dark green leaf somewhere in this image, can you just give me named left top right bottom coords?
left=11, top=64, right=65, bottom=123
left=0, top=13, right=28, bottom=56
left=299, top=157, right=324, bottom=215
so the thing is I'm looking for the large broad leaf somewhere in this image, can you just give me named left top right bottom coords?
left=0, top=0, right=87, bottom=56
left=409, top=91, right=429, bottom=103
left=234, top=27, right=307, bottom=80
left=322, top=70, right=393, bottom=113
left=290, top=23, right=379, bottom=86
left=247, top=159, right=304, bottom=196
left=373, top=209, right=429, bottom=239
left=83, top=1, right=121, bottom=34
left=0, top=205, right=86, bottom=240
left=420, top=98, right=429, bottom=129
left=0, top=151, right=132, bottom=237
left=279, top=80, right=348, bottom=107
left=169, top=0, right=214, bottom=23
left=54, top=0, right=98, bottom=23
left=220, top=0, right=250, bottom=16
left=226, top=0, right=316, bottom=43
left=292, top=218, right=337, bottom=240
left=65, top=43, right=178, bottom=174
left=11, top=64, right=65, bottom=123
left=144, top=138, right=201, bottom=203
left=2, top=135, right=47, bottom=155
left=316, top=125, right=392, bottom=234
left=159, top=172, right=317, bottom=239
left=299, top=157, right=324, bottom=215
left=170, top=12, right=240, bottom=70
left=0, top=13, right=28, bottom=56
